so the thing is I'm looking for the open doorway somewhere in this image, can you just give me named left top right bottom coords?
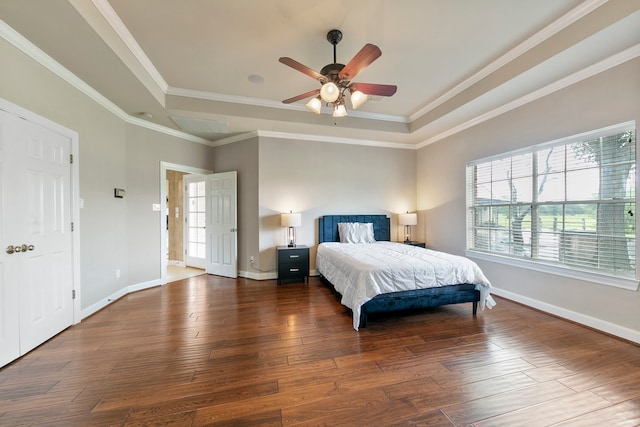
left=160, top=162, right=212, bottom=284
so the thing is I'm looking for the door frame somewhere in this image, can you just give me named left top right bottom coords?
left=160, top=162, right=212, bottom=284
left=0, top=97, right=81, bottom=325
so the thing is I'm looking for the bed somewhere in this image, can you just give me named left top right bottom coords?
left=316, top=215, right=495, bottom=330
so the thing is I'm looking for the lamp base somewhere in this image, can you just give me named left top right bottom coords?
left=287, top=243, right=296, bottom=247
left=404, top=238, right=411, bottom=244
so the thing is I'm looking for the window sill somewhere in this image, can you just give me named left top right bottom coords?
left=465, top=250, right=640, bottom=291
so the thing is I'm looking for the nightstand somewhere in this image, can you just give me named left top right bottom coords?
left=404, top=241, right=426, bottom=248
left=276, top=246, right=309, bottom=285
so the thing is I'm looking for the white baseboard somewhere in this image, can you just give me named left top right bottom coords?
left=81, top=269, right=322, bottom=320
left=492, top=287, right=640, bottom=344
left=81, top=279, right=162, bottom=319
left=239, top=270, right=277, bottom=280
left=239, top=269, right=319, bottom=281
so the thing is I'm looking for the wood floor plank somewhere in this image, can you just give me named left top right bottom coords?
left=409, top=372, right=539, bottom=414
left=440, top=380, right=575, bottom=425
left=0, top=276, right=638, bottom=426
left=552, top=396, right=640, bottom=426
left=473, top=390, right=611, bottom=426
left=589, top=371, right=640, bottom=404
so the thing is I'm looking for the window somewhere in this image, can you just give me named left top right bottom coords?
left=466, top=122, right=636, bottom=282
left=187, top=180, right=206, bottom=259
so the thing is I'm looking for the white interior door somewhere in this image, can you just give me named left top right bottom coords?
left=205, top=171, right=237, bottom=278
left=0, top=109, right=74, bottom=367
left=184, top=174, right=206, bottom=269
left=0, top=110, right=20, bottom=367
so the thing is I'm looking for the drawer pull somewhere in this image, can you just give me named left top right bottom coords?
left=289, top=268, right=299, bottom=272
left=289, top=255, right=299, bottom=258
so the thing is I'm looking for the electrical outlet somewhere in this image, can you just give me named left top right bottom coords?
left=250, top=256, right=254, bottom=263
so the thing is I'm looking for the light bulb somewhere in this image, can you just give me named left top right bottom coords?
left=320, top=82, right=339, bottom=103
left=305, top=97, right=322, bottom=114
left=332, top=104, right=347, bottom=118
left=350, top=90, right=367, bottom=109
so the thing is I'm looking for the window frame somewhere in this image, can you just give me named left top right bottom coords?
left=465, top=121, right=639, bottom=291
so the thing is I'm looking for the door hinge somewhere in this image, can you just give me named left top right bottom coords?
left=72, top=289, right=76, bottom=299
left=70, top=154, right=73, bottom=164
left=71, top=222, right=74, bottom=231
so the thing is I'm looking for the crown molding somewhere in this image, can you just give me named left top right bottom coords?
left=125, top=115, right=211, bottom=145
left=0, top=19, right=210, bottom=145
left=91, top=0, right=168, bottom=93
left=255, top=130, right=416, bottom=150
left=93, top=0, right=409, bottom=125
left=167, top=87, right=409, bottom=124
left=0, top=19, right=128, bottom=122
left=2, top=1, right=634, bottom=153
left=410, top=0, right=609, bottom=121
left=416, top=42, right=640, bottom=149
left=209, top=131, right=259, bottom=147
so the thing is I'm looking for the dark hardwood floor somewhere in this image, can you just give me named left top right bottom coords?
left=1, top=275, right=639, bottom=426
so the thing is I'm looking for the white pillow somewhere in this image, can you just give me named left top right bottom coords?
left=338, top=222, right=376, bottom=243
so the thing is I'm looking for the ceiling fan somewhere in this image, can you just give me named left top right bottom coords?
left=279, top=29, right=397, bottom=117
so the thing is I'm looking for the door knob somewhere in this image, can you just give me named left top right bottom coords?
left=5, top=244, right=34, bottom=254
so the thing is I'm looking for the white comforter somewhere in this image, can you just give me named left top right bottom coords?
left=316, top=241, right=495, bottom=330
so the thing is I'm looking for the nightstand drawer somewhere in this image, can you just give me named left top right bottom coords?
left=279, top=250, right=307, bottom=264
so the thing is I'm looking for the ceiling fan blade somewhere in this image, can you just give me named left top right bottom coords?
left=279, top=57, right=325, bottom=82
left=339, top=44, right=382, bottom=81
left=282, top=89, right=321, bottom=104
left=351, top=83, right=397, bottom=97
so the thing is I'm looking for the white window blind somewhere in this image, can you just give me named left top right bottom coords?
left=466, top=123, right=636, bottom=278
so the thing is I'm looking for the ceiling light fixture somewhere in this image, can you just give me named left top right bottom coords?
left=280, top=29, right=397, bottom=117
left=332, top=103, right=347, bottom=118
left=305, top=97, right=322, bottom=114
left=349, top=88, right=367, bottom=110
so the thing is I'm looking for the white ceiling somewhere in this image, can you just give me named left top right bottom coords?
left=1, top=0, right=639, bottom=146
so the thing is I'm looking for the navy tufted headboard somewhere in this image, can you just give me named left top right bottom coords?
left=318, top=215, right=390, bottom=243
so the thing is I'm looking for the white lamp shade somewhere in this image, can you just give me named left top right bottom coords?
left=350, top=90, right=367, bottom=109
left=332, top=104, right=347, bottom=117
left=281, top=212, right=302, bottom=227
left=305, top=97, right=322, bottom=114
left=320, top=82, right=339, bottom=103
left=398, top=213, right=417, bottom=226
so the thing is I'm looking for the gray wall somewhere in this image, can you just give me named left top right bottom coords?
left=258, top=137, right=418, bottom=272
left=5, top=22, right=637, bottom=341
left=0, top=37, right=217, bottom=310
left=212, top=137, right=260, bottom=276
left=125, top=125, right=216, bottom=286
left=417, top=58, right=640, bottom=338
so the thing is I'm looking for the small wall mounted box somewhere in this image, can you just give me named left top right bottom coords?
left=114, top=188, right=126, bottom=198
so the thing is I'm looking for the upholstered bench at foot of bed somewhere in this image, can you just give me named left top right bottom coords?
left=358, top=284, right=480, bottom=328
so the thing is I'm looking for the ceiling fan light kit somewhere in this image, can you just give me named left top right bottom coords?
left=320, top=82, right=340, bottom=103
left=305, top=97, right=322, bottom=114
left=280, top=29, right=397, bottom=116
left=349, top=89, right=367, bottom=110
